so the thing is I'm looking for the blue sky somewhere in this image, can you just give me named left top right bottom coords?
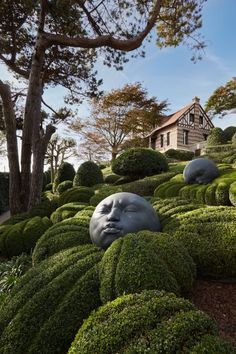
left=42, top=0, right=236, bottom=130
left=0, top=0, right=235, bottom=170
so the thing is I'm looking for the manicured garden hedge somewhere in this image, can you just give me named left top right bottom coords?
left=56, top=180, right=73, bottom=194
left=0, top=245, right=103, bottom=354
left=58, top=186, right=94, bottom=206
left=162, top=206, right=236, bottom=278
left=53, top=162, right=75, bottom=191
left=74, top=161, right=104, bottom=187
left=0, top=216, right=52, bottom=258
left=32, top=217, right=92, bottom=264
left=99, top=231, right=196, bottom=303
left=50, top=202, right=88, bottom=224
left=69, top=290, right=232, bottom=354
left=112, top=148, right=168, bottom=178
left=165, top=148, right=194, bottom=161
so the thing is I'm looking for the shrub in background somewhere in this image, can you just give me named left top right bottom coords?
left=50, top=202, right=88, bottom=224
left=206, top=127, right=227, bottom=147
left=165, top=148, right=194, bottom=161
left=54, top=162, right=75, bottom=191
left=58, top=186, right=94, bottom=206
left=232, top=132, right=236, bottom=146
left=56, top=180, right=73, bottom=195
left=74, top=161, right=103, bottom=187
left=103, top=174, right=120, bottom=184
left=69, top=290, right=232, bottom=354
left=112, top=148, right=168, bottom=178
left=0, top=245, right=103, bottom=354
left=224, top=126, right=236, bottom=141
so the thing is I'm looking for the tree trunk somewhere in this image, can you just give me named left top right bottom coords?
left=0, top=81, right=22, bottom=215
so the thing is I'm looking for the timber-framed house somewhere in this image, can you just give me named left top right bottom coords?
left=146, top=97, right=214, bottom=154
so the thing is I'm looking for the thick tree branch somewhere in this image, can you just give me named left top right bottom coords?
left=42, top=0, right=163, bottom=51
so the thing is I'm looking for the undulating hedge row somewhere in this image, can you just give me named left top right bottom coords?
left=99, top=231, right=196, bottom=303
left=69, top=290, right=232, bottom=354
left=161, top=206, right=236, bottom=278
left=50, top=202, right=88, bottom=224
left=0, top=216, right=52, bottom=258
left=32, top=217, right=92, bottom=264
left=58, top=186, right=94, bottom=206
left=0, top=245, right=103, bottom=354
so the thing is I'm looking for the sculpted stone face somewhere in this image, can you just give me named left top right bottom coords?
left=183, top=158, right=219, bottom=184
left=89, top=192, right=161, bottom=249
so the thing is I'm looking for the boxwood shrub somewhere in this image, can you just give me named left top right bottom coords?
left=99, top=231, right=196, bottom=303
left=74, top=161, right=103, bottom=187
left=103, top=174, right=121, bottom=184
left=0, top=216, right=52, bottom=258
left=163, top=206, right=236, bottom=278
left=58, top=186, right=94, bottom=206
left=53, top=162, right=75, bottom=191
left=32, top=217, right=91, bottom=264
left=0, top=245, right=103, bottom=354
left=50, top=202, right=88, bottom=224
left=68, top=290, right=232, bottom=354
left=56, top=180, right=73, bottom=195
left=112, top=148, right=168, bottom=178
left=165, top=148, right=194, bottom=161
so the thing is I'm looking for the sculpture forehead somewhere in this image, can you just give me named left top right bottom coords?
left=96, top=192, right=150, bottom=208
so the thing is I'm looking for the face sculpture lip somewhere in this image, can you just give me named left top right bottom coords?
left=102, top=223, right=122, bottom=235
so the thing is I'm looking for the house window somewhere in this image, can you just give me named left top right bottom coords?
left=150, top=136, right=157, bottom=149
left=183, top=130, right=189, bottom=145
left=203, top=134, right=208, bottom=141
left=160, top=134, right=164, bottom=147
left=199, top=115, right=203, bottom=125
left=190, top=113, right=195, bottom=123
left=167, top=132, right=170, bottom=146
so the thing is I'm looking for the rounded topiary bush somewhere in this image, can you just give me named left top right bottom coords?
left=112, top=148, right=168, bottom=178
left=32, top=217, right=91, bottom=264
left=50, top=202, right=88, bottom=224
left=74, top=161, right=103, bottom=187
left=103, top=174, right=121, bottom=184
left=165, top=148, right=194, bottom=161
left=162, top=206, right=236, bottom=278
left=89, top=186, right=122, bottom=206
left=0, top=245, right=103, bottom=354
left=0, top=216, right=52, bottom=258
left=56, top=180, right=73, bottom=195
left=232, top=132, right=236, bottom=146
left=58, top=186, right=94, bottom=206
left=99, top=231, right=196, bottom=303
left=224, top=126, right=236, bottom=141
left=206, top=128, right=227, bottom=146
left=68, top=290, right=232, bottom=354
left=53, top=162, right=75, bottom=191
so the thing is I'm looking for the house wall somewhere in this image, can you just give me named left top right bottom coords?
left=149, top=124, right=178, bottom=152
left=177, top=101, right=212, bottom=151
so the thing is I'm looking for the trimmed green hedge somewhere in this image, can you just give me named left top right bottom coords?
left=74, top=161, right=104, bottom=187
left=32, top=217, right=92, bottom=264
left=0, top=245, right=103, bottom=354
left=162, top=206, right=236, bottom=278
left=112, top=148, right=168, bottom=178
left=69, top=290, right=232, bottom=354
left=58, top=186, right=94, bottom=206
left=99, top=231, right=196, bottom=303
left=103, top=174, right=121, bottom=184
left=53, top=162, right=75, bottom=191
left=50, top=202, right=88, bottom=224
left=56, top=180, right=73, bottom=195
left=0, top=216, right=52, bottom=258
left=89, top=186, right=122, bottom=206
left=165, top=148, right=194, bottom=161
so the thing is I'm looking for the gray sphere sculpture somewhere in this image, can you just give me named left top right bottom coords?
left=89, top=192, right=161, bottom=249
left=183, top=158, right=219, bottom=184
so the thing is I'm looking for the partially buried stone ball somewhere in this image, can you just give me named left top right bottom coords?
left=183, top=158, right=219, bottom=184
left=89, top=192, right=161, bottom=249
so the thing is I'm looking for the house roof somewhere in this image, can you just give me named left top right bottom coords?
left=146, top=102, right=194, bottom=137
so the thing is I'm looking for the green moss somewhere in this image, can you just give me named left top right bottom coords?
left=58, top=187, right=94, bottom=206
left=205, top=184, right=217, bottom=205
left=215, top=182, right=231, bottom=205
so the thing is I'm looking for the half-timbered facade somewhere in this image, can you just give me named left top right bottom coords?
left=146, top=97, right=214, bottom=154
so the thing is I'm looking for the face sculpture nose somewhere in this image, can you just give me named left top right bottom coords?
left=107, top=207, right=120, bottom=221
